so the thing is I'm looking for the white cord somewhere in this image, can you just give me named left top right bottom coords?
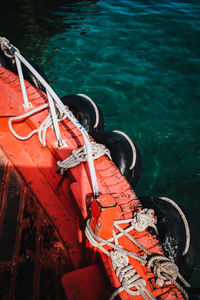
left=0, top=36, right=99, bottom=197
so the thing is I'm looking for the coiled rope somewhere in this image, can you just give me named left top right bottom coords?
left=57, top=142, right=111, bottom=174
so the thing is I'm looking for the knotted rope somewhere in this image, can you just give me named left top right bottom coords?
left=1, top=36, right=100, bottom=196
left=85, top=220, right=147, bottom=264
left=57, top=142, right=111, bottom=174
left=147, top=255, right=190, bottom=300
left=0, top=37, right=19, bottom=63
left=111, top=209, right=157, bottom=251
left=85, top=207, right=189, bottom=300
left=131, top=208, right=157, bottom=233
left=85, top=209, right=159, bottom=299
left=109, top=250, right=156, bottom=300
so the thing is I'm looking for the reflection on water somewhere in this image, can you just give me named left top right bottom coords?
left=0, top=0, right=99, bottom=61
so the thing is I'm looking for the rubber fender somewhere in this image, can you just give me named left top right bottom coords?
left=187, top=288, right=200, bottom=300
left=93, top=130, right=142, bottom=189
left=61, top=94, right=104, bottom=135
left=139, top=196, right=198, bottom=280
left=0, top=49, right=10, bottom=69
left=178, top=210, right=199, bottom=281
left=22, top=61, right=48, bottom=92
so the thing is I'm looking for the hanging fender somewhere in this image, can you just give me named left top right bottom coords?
left=139, top=196, right=198, bottom=281
left=61, top=94, right=104, bottom=136
left=93, top=130, right=142, bottom=189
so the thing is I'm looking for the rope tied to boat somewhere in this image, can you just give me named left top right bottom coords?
left=57, top=142, right=111, bottom=174
left=0, top=37, right=19, bottom=63
left=131, top=208, right=158, bottom=233
left=85, top=208, right=190, bottom=300
left=8, top=102, right=67, bottom=147
left=147, top=255, right=190, bottom=299
left=85, top=220, right=154, bottom=299
left=109, top=250, right=155, bottom=300
left=85, top=219, right=147, bottom=264
left=1, top=36, right=100, bottom=197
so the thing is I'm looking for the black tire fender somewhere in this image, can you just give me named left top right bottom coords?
left=94, top=130, right=142, bottom=189
left=139, top=196, right=198, bottom=280
left=61, top=94, right=104, bottom=136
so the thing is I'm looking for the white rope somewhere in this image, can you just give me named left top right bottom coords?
left=0, top=36, right=99, bottom=197
left=0, top=36, right=19, bottom=62
left=85, top=219, right=156, bottom=300
left=15, top=54, right=32, bottom=109
left=85, top=209, right=158, bottom=260
left=109, top=251, right=156, bottom=300
left=109, top=209, right=157, bottom=248
left=85, top=220, right=147, bottom=264
left=57, top=142, right=111, bottom=174
left=9, top=104, right=48, bottom=141
left=147, top=255, right=190, bottom=300
left=85, top=208, right=189, bottom=300
left=8, top=103, right=67, bottom=147
left=159, top=197, right=190, bottom=256
left=47, top=91, right=63, bottom=146
left=131, top=208, right=158, bottom=233
left=15, top=49, right=99, bottom=196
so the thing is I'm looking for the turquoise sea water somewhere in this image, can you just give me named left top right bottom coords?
left=1, top=0, right=200, bottom=286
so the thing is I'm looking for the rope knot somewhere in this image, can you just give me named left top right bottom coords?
left=110, top=250, right=129, bottom=270
left=132, top=208, right=157, bottom=233
left=57, top=142, right=111, bottom=173
left=110, top=250, right=148, bottom=297
left=147, top=255, right=179, bottom=287
left=72, top=148, right=86, bottom=162
left=0, top=37, right=19, bottom=63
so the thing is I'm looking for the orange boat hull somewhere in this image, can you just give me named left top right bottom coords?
left=0, top=66, right=185, bottom=299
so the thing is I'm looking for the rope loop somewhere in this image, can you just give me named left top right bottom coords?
left=86, top=214, right=190, bottom=299
left=148, top=256, right=178, bottom=286
left=147, top=255, right=190, bottom=299
left=57, top=142, right=111, bottom=173
left=8, top=102, right=67, bottom=147
left=0, top=37, right=20, bottom=63
left=109, top=250, right=154, bottom=300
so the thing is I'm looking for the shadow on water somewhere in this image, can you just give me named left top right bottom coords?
left=0, top=0, right=99, bottom=61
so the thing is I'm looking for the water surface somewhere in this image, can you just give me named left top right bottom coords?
left=1, top=0, right=200, bottom=286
